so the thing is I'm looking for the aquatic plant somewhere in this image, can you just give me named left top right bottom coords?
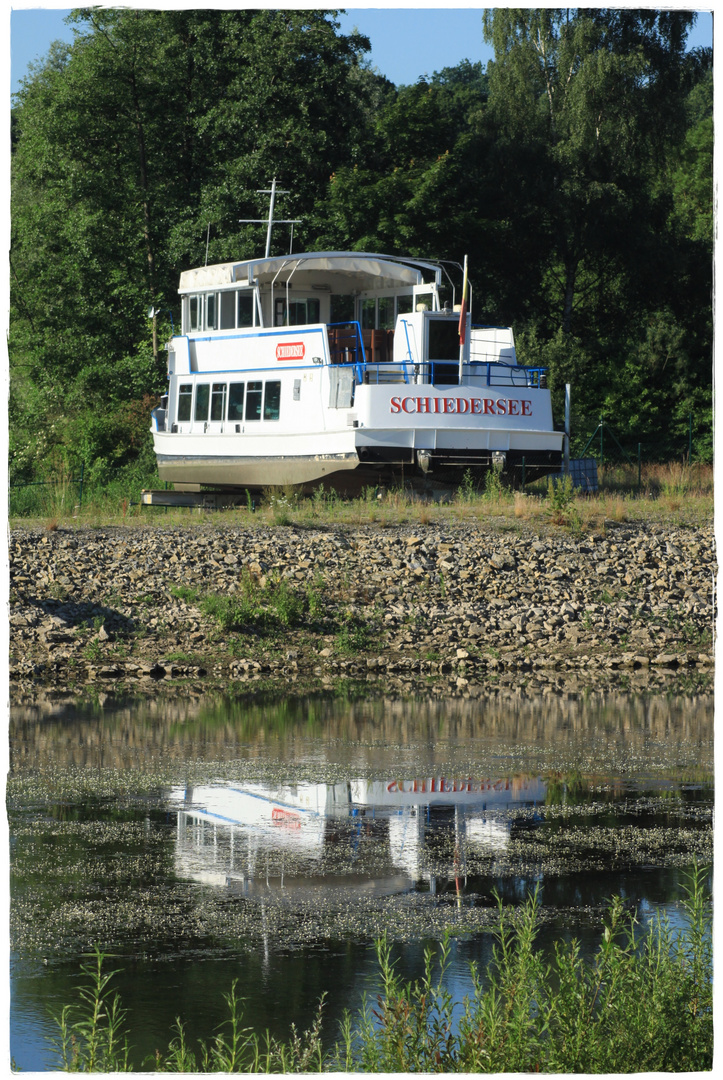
left=48, top=865, right=711, bottom=1072
left=52, top=947, right=131, bottom=1072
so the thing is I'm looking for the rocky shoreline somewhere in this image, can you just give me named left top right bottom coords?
left=8, top=518, right=715, bottom=701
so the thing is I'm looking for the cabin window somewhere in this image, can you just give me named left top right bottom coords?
left=397, top=294, right=414, bottom=316
left=237, top=293, right=254, bottom=327
left=361, top=299, right=376, bottom=330
left=414, top=287, right=434, bottom=312
left=379, top=297, right=394, bottom=330
left=211, top=383, right=227, bottom=421
left=228, top=382, right=245, bottom=420
left=331, top=294, right=354, bottom=323
left=219, top=292, right=236, bottom=330
left=245, top=381, right=262, bottom=421
left=263, top=381, right=281, bottom=421
left=206, top=294, right=217, bottom=330
left=177, top=383, right=193, bottom=422
left=288, top=299, right=321, bottom=326
left=189, top=297, right=202, bottom=332
left=194, top=383, right=210, bottom=421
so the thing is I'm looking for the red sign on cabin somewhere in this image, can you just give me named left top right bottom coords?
left=276, top=342, right=305, bottom=361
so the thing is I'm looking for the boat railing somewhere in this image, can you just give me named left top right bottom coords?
left=360, top=364, right=413, bottom=385
left=334, top=360, right=545, bottom=388
left=464, top=361, right=547, bottom=388
left=328, top=321, right=365, bottom=367
left=327, top=322, right=546, bottom=388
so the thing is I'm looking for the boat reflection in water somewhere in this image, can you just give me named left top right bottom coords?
left=170, top=774, right=546, bottom=900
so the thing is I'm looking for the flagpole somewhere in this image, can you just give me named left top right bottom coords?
left=458, top=254, right=468, bottom=384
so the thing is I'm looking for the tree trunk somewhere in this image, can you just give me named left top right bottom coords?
left=130, top=67, right=158, bottom=366
left=561, top=259, right=578, bottom=336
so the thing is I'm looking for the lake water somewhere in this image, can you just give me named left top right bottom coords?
left=8, top=690, right=713, bottom=1071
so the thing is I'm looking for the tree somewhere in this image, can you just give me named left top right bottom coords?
left=480, top=8, right=711, bottom=455
left=482, top=7, right=696, bottom=337
left=10, top=7, right=373, bottom=485
left=319, top=61, right=491, bottom=265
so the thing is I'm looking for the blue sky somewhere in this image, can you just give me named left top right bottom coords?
left=10, top=5, right=714, bottom=96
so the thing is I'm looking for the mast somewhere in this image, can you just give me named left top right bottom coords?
left=239, top=178, right=301, bottom=258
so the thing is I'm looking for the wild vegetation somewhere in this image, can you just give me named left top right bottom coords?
left=9, top=9, right=712, bottom=504
left=50, top=866, right=712, bottom=1072
left=8, top=460, right=714, bottom=535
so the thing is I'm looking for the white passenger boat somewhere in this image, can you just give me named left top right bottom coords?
left=151, top=236, right=563, bottom=492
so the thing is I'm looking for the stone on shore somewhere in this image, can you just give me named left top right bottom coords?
left=8, top=518, right=715, bottom=700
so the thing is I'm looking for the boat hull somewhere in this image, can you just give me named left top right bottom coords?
left=155, top=446, right=562, bottom=491
left=155, top=451, right=361, bottom=488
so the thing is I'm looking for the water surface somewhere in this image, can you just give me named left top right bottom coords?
left=9, top=690, right=712, bottom=1071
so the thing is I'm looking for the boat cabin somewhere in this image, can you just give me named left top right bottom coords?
left=177, top=251, right=467, bottom=371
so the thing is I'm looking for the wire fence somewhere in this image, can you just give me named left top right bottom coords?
left=9, top=464, right=85, bottom=515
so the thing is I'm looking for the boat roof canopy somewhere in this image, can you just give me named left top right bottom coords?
left=179, top=252, right=445, bottom=294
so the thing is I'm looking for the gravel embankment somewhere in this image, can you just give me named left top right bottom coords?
left=8, top=520, right=715, bottom=700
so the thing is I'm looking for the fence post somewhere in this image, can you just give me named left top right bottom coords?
left=564, top=384, right=571, bottom=475
left=599, top=415, right=604, bottom=468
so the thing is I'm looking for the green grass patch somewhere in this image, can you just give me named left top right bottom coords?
left=162, top=651, right=207, bottom=666
left=334, top=611, right=383, bottom=654
left=169, top=584, right=202, bottom=604
left=195, top=570, right=327, bottom=639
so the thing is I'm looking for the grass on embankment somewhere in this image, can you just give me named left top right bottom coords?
left=9, top=460, right=714, bottom=534
left=50, top=866, right=711, bottom=1073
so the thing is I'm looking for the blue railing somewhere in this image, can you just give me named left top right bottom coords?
left=467, top=361, right=548, bottom=388
left=327, top=321, right=365, bottom=382
left=326, top=359, right=547, bottom=389
left=327, top=322, right=546, bottom=388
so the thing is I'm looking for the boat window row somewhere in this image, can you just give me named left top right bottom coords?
left=183, top=288, right=433, bottom=334
left=360, top=293, right=415, bottom=330
left=188, top=291, right=257, bottom=332
left=177, top=380, right=281, bottom=423
left=185, top=290, right=326, bottom=332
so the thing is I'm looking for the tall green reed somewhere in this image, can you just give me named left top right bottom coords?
left=48, top=865, right=712, bottom=1072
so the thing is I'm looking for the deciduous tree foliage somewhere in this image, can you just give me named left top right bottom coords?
left=10, top=7, right=372, bottom=485
left=9, top=7, right=712, bottom=491
left=478, top=8, right=711, bottom=455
